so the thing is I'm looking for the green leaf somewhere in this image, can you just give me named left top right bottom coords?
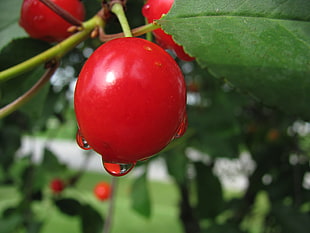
left=203, top=223, right=245, bottom=233
left=19, top=164, right=46, bottom=196
left=164, top=149, right=188, bottom=184
left=131, top=172, right=152, bottom=218
left=0, top=0, right=26, bottom=49
left=160, top=0, right=310, bottom=119
left=194, top=162, right=224, bottom=219
left=25, top=220, right=44, bottom=233
left=80, top=204, right=104, bottom=233
left=41, top=148, right=67, bottom=173
left=55, top=198, right=82, bottom=217
left=0, top=213, right=23, bottom=233
left=0, top=124, right=21, bottom=173
left=271, top=203, right=310, bottom=233
left=0, top=38, right=51, bottom=118
left=187, top=92, right=242, bottom=158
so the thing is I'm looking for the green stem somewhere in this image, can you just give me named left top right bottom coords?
left=133, top=23, right=159, bottom=37
left=111, top=3, right=133, bottom=37
left=100, top=23, right=159, bottom=42
left=0, top=62, right=59, bottom=118
left=0, top=15, right=104, bottom=83
left=103, top=177, right=118, bottom=233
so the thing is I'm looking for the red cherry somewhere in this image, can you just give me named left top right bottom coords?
left=94, top=182, right=111, bottom=201
left=74, top=37, right=187, bottom=165
left=50, top=178, right=65, bottom=194
left=142, top=0, right=194, bottom=61
left=19, top=0, right=85, bottom=42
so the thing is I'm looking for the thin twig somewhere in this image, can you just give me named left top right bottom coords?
left=99, top=23, right=159, bottom=42
left=39, top=0, right=83, bottom=26
left=103, top=177, right=118, bottom=233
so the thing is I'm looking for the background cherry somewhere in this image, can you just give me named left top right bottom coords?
left=74, top=37, right=187, bottom=172
left=19, top=0, right=85, bottom=42
left=93, top=182, right=111, bottom=201
left=50, top=178, right=65, bottom=194
left=142, top=0, right=194, bottom=61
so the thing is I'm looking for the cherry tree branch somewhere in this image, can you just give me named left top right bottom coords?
left=39, top=0, right=83, bottom=26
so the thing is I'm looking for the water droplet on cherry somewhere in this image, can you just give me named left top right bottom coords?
left=102, top=159, right=136, bottom=177
left=76, top=130, right=92, bottom=150
left=175, top=115, right=188, bottom=138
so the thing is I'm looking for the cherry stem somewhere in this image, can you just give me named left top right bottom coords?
left=0, top=61, right=59, bottom=119
left=0, top=15, right=104, bottom=83
left=39, top=0, right=83, bottom=26
left=110, top=2, right=133, bottom=37
left=100, top=23, right=159, bottom=42
left=103, top=177, right=118, bottom=233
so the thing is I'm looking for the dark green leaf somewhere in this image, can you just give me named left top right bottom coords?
left=194, top=162, right=224, bottom=219
left=0, top=38, right=51, bottom=118
left=41, top=148, right=67, bottom=173
left=202, top=223, right=245, bottom=233
left=55, top=198, right=82, bottom=217
left=187, top=93, right=242, bottom=158
left=0, top=213, right=23, bottom=233
left=0, top=0, right=26, bottom=49
left=0, top=124, right=21, bottom=173
left=160, top=0, right=310, bottom=119
left=80, top=204, right=104, bottom=233
left=131, top=172, right=152, bottom=218
left=271, top=203, right=310, bottom=233
left=25, top=220, right=44, bottom=233
left=19, top=164, right=46, bottom=196
left=9, top=156, right=30, bottom=186
left=164, top=149, right=188, bottom=184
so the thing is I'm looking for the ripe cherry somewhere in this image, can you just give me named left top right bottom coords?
left=142, top=0, right=194, bottom=61
left=50, top=178, right=65, bottom=194
left=74, top=37, right=187, bottom=174
left=19, top=0, right=85, bottom=42
left=93, top=182, right=111, bottom=201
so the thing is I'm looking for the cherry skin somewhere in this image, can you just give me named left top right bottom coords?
left=50, top=178, right=65, bottom=194
left=19, top=0, right=85, bottom=42
left=93, top=182, right=111, bottom=201
left=142, top=0, right=194, bottom=61
left=74, top=37, right=187, bottom=164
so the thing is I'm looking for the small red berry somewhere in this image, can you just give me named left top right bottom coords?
left=74, top=37, right=187, bottom=166
left=266, top=128, right=280, bottom=142
left=50, top=178, right=65, bottom=194
left=94, top=182, right=111, bottom=201
left=19, top=0, right=85, bottom=42
left=142, top=0, right=194, bottom=61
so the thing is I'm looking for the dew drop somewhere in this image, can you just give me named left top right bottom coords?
left=175, top=115, right=188, bottom=138
left=102, top=159, right=136, bottom=177
left=76, top=130, right=92, bottom=150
